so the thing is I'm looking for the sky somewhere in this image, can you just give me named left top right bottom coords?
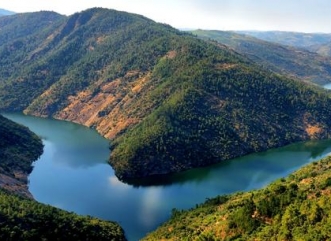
left=1, top=0, right=331, bottom=33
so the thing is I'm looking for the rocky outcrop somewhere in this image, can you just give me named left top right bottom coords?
left=0, top=171, right=32, bottom=199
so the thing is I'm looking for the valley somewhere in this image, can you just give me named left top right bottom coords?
left=1, top=8, right=331, bottom=182
left=1, top=6, right=331, bottom=241
left=4, top=112, right=331, bottom=240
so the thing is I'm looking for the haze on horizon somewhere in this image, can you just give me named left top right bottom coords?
left=1, top=0, right=331, bottom=33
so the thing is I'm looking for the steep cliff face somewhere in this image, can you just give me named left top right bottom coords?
left=49, top=70, right=151, bottom=138
left=0, top=8, right=331, bottom=181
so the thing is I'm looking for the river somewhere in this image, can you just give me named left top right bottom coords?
left=3, top=112, right=331, bottom=240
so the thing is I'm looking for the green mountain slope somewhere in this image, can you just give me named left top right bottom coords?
left=309, top=41, right=331, bottom=57
left=1, top=8, right=331, bottom=181
left=0, top=114, right=42, bottom=175
left=0, top=114, right=43, bottom=197
left=192, top=30, right=331, bottom=85
left=237, top=31, right=331, bottom=48
left=143, top=155, right=331, bottom=241
left=0, top=188, right=126, bottom=241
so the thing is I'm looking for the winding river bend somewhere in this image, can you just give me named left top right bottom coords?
left=3, top=85, right=331, bottom=241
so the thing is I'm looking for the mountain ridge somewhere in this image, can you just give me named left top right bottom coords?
left=236, top=30, right=331, bottom=48
left=192, top=29, right=331, bottom=85
left=0, top=8, right=331, bottom=181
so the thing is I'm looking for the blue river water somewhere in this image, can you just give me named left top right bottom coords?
left=3, top=84, right=331, bottom=240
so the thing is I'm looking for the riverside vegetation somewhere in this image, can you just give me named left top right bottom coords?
left=0, top=8, right=331, bottom=181
left=0, top=114, right=43, bottom=197
left=143, top=155, right=331, bottom=241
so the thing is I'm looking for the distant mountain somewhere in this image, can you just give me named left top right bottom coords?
left=0, top=8, right=15, bottom=16
left=237, top=31, right=331, bottom=48
left=143, top=155, right=331, bottom=240
left=309, top=41, right=331, bottom=57
left=192, top=29, right=331, bottom=85
left=1, top=8, right=331, bottom=181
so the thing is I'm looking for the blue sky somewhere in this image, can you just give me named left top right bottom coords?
left=1, top=0, right=331, bottom=33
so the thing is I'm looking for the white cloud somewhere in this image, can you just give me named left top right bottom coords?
left=138, top=187, right=163, bottom=228
left=1, top=0, right=331, bottom=32
left=108, top=176, right=130, bottom=190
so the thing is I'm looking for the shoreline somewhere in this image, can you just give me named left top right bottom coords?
left=0, top=170, right=33, bottom=199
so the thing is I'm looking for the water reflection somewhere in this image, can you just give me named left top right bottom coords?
left=127, top=139, right=331, bottom=187
left=3, top=113, right=109, bottom=168
left=3, top=112, right=331, bottom=241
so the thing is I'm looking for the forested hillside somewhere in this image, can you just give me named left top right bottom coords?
left=143, top=155, right=331, bottom=240
left=0, top=188, right=126, bottom=241
left=309, top=41, right=331, bottom=57
left=0, top=8, right=331, bottom=181
left=0, top=114, right=43, bottom=197
left=192, top=30, right=331, bottom=85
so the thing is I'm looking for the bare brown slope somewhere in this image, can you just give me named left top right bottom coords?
left=54, top=71, right=151, bottom=139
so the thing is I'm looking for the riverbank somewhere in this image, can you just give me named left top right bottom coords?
left=4, top=112, right=331, bottom=240
left=0, top=114, right=43, bottom=199
left=0, top=171, right=33, bottom=199
left=143, top=155, right=331, bottom=240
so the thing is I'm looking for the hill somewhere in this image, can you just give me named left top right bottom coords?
left=0, top=8, right=331, bottom=181
left=309, top=41, right=331, bottom=57
left=0, top=114, right=43, bottom=197
left=192, top=30, right=331, bottom=85
left=0, top=188, right=126, bottom=241
left=143, top=155, right=331, bottom=240
left=237, top=31, right=331, bottom=48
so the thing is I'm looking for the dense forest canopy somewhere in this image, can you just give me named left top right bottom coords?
left=0, top=114, right=43, bottom=180
left=0, top=188, right=126, bottom=241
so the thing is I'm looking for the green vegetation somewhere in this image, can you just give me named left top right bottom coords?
left=192, top=29, right=331, bottom=84
left=0, top=114, right=43, bottom=178
left=143, top=156, right=331, bottom=241
left=109, top=43, right=331, bottom=180
left=0, top=188, right=126, bottom=241
left=1, top=8, right=331, bottom=181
